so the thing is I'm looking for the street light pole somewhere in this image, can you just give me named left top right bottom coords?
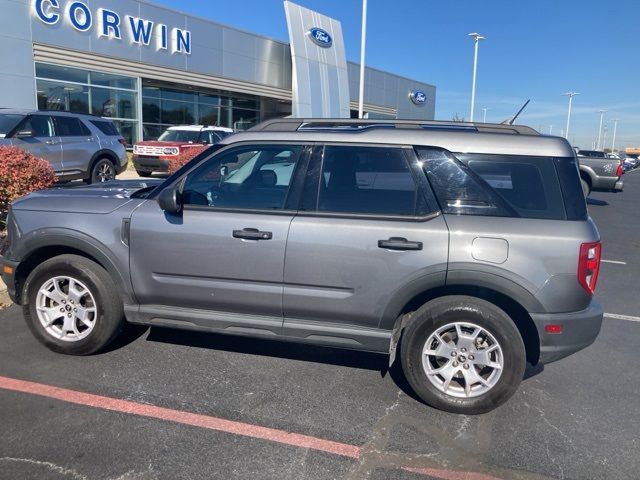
left=562, top=92, right=580, bottom=140
left=611, top=118, right=619, bottom=152
left=468, top=33, right=485, bottom=122
left=596, top=110, right=607, bottom=150
left=482, top=107, right=488, bottom=123
left=357, top=0, right=368, bottom=119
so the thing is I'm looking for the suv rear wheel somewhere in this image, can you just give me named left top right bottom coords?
left=22, top=254, right=124, bottom=355
left=400, top=296, right=526, bottom=414
left=89, top=158, right=116, bottom=183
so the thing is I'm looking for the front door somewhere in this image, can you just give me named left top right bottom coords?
left=283, top=144, right=449, bottom=332
left=130, top=143, right=309, bottom=332
left=10, top=115, right=63, bottom=172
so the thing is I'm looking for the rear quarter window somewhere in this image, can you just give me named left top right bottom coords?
left=457, top=154, right=568, bottom=220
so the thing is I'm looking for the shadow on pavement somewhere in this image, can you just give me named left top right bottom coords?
left=586, top=197, right=609, bottom=206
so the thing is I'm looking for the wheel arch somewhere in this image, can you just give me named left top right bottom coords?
left=87, top=149, right=118, bottom=177
left=13, top=231, right=134, bottom=306
left=385, top=283, right=541, bottom=365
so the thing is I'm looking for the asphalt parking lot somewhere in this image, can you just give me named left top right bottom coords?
left=0, top=171, right=639, bottom=480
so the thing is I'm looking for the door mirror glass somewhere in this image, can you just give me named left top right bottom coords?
left=158, top=185, right=182, bottom=213
left=14, top=130, right=35, bottom=139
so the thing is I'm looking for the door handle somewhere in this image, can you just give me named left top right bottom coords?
left=378, top=237, right=423, bottom=251
left=233, top=228, right=273, bottom=241
left=45, top=139, right=59, bottom=145
left=86, top=137, right=96, bottom=142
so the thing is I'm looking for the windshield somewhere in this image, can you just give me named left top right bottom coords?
left=158, top=129, right=201, bottom=143
left=0, top=114, right=24, bottom=137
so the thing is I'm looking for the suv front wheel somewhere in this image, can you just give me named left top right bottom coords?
left=400, top=296, right=526, bottom=414
left=22, top=254, right=124, bottom=355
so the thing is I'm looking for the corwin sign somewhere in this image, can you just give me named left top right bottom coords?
left=32, top=0, right=192, bottom=55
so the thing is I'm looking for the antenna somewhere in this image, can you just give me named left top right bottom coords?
left=502, top=99, right=530, bottom=125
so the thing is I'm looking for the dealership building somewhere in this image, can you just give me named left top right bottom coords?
left=1, top=0, right=437, bottom=144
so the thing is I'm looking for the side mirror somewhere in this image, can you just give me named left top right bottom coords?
left=15, top=130, right=35, bottom=139
left=157, top=185, right=182, bottom=214
left=220, top=166, right=228, bottom=176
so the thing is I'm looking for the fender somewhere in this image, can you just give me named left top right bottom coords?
left=578, top=165, right=596, bottom=184
left=12, top=228, right=136, bottom=305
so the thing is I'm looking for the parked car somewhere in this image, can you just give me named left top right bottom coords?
left=1, top=118, right=603, bottom=414
left=133, top=125, right=233, bottom=176
left=0, top=109, right=127, bottom=183
left=576, top=149, right=624, bottom=196
left=609, top=152, right=638, bottom=171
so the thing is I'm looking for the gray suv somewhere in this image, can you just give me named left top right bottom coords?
left=0, top=119, right=603, bottom=414
left=0, top=109, right=128, bottom=183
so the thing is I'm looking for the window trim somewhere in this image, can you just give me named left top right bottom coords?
left=174, top=141, right=313, bottom=214
left=299, top=142, right=441, bottom=222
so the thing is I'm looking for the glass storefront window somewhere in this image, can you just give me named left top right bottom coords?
left=36, top=63, right=89, bottom=84
left=142, top=98, right=161, bottom=124
left=198, top=104, right=220, bottom=125
left=37, top=79, right=89, bottom=113
left=91, top=88, right=136, bottom=119
left=142, top=124, right=170, bottom=141
left=161, top=99, right=196, bottom=125
left=90, top=71, right=136, bottom=90
left=232, top=108, right=258, bottom=130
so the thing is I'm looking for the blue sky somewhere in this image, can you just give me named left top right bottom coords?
left=153, top=0, right=640, bottom=149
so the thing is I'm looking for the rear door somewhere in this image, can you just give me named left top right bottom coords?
left=10, top=114, right=63, bottom=172
left=282, top=144, right=449, bottom=337
left=53, top=116, right=96, bottom=176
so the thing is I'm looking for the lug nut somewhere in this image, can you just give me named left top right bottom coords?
left=74, top=308, right=77, bottom=312
left=453, top=361, right=459, bottom=367
left=461, top=347, right=467, bottom=353
left=60, top=308, right=65, bottom=312
left=451, top=351, right=457, bottom=357
left=67, top=314, right=72, bottom=318
left=469, top=355, right=475, bottom=361
left=463, top=364, right=470, bottom=370
left=62, top=300, right=66, bottom=304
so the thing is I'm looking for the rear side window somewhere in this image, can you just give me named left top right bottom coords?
left=417, top=148, right=512, bottom=217
left=53, top=116, right=91, bottom=136
left=90, top=120, right=120, bottom=136
left=318, top=146, right=428, bottom=216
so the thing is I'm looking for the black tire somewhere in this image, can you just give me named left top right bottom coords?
left=22, top=254, right=124, bottom=355
left=581, top=178, right=591, bottom=197
left=400, top=296, right=526, bottom=414
left=136, top=169, right=153, bottom=178
left=89, top=158, right=116, bottom=184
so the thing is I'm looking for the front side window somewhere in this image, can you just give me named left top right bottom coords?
left=317, top=146, right=426, bottom=216
left=16, top=115, right=54, bottom=138
left=182, top=145, right=305, bottom=210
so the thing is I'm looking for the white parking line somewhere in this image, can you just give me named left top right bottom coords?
left=601, top=259, right=627, bottom=265
left=604, top=313, right=640, bottom=323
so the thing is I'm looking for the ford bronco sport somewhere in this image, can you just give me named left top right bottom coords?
left=0, top=119, right=603, bottom=414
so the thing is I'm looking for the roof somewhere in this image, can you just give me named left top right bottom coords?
left=220, top=118, right=575, bottom=158
left=167, top=125, right=234, bottom=132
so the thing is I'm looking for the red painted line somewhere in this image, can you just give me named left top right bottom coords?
left=0, top=375, right=503, bottom=480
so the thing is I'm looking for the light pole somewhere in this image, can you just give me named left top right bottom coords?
left=481, top=107, right=488, bottom=123
left=468, top=32, right=485, bottom=122
left=611, top=118, right=619, bottom=152
left=549, top=125, right=553, bottom=135
left=596, top=110, right=607, bottom=150
left=357, top=0, right=368, bottom=119
left=562, top=92, right=580, bottom=140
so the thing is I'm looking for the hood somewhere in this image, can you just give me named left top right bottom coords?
left=12, top=179, right=163, bottom=214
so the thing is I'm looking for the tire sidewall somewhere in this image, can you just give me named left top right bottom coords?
left=22, top=256, right=122, bottom=355
left=401, top=296, right=526, bottom=414
left=91, top=158, right=115, bottom=183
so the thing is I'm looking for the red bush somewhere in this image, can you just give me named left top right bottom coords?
left=0, top=146, right=57, bottom=224
left=167, top=145, right=209, bottom=174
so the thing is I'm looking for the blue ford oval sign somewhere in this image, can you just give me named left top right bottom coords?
left=307, top=28, right=332, bottom=48
left=409, top=90, right=427, bottom=105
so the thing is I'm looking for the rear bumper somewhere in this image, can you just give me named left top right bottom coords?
left=531, top=300, right=603, bottom=364
left=133, top=155, right=170, bottom=173
left=614, top=179, right=624, bottom=191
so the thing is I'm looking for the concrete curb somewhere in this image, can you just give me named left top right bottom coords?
left=0, top=278, right=11, bottom=305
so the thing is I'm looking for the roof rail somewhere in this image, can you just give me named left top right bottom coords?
left=250, top=118, right=540, bottom=135
left=37, top=109, right=108, bottom=119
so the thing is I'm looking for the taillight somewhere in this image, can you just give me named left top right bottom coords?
left=578, top=241, right=601, bottom=295
left=616, top=163, right=624, bottom=177
left=118, top=138, right=128, bottom=147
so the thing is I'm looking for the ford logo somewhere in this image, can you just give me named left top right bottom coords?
left=409, top=90, right=427, bottom=105
left=307, top=28, right=332, bottom=48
